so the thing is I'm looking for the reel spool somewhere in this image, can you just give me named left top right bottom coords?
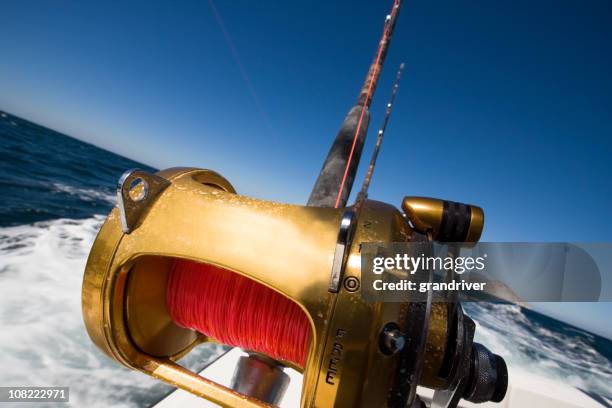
left=82, top=167, right=507, bottom=407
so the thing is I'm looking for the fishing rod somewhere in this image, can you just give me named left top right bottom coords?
left=82, top=1, right=508, bottom=407
left=308, top=0, right=402, bottom=208
left=355, top=62, right=405, bottom=206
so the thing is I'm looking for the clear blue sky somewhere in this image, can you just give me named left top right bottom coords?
left=1, top=0, right=611, bottom=336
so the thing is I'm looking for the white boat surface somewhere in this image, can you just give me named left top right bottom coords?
left=153, top=348, right=610, bottom=408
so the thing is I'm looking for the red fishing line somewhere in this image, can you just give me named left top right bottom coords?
left=166, top=259, right=311, bottom=368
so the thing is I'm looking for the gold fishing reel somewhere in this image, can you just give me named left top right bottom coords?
left=82, top=167, right=506, bottom=407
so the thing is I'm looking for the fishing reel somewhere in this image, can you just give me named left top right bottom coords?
left=82, top=167, right=507, bottom=407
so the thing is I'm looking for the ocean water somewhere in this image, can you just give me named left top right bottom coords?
left=0, top=110, right=610, bottom=406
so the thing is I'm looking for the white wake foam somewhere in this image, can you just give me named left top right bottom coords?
left=52, top=183, right=116, bottom=204
left=466, top=303, right=612, bottom=400
left=0, top=217, right=223, bottom=407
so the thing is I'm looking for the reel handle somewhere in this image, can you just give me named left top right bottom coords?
left=402, top=197, right=484, bottom=243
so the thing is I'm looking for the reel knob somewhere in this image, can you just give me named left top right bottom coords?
left=462, top=343, right=508, bottom=403
left=379, top=323, right=406, bottom=355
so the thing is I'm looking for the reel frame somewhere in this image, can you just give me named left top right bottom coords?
left=82, top=167, right=500, bottom=408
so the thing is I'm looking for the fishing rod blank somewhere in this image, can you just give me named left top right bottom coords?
left=356, top=62, right=405, bottom=205
left=308, top=0, right=402, bottom=208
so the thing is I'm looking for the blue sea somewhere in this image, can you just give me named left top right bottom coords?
left=0, top=110, right=610, bottom=406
